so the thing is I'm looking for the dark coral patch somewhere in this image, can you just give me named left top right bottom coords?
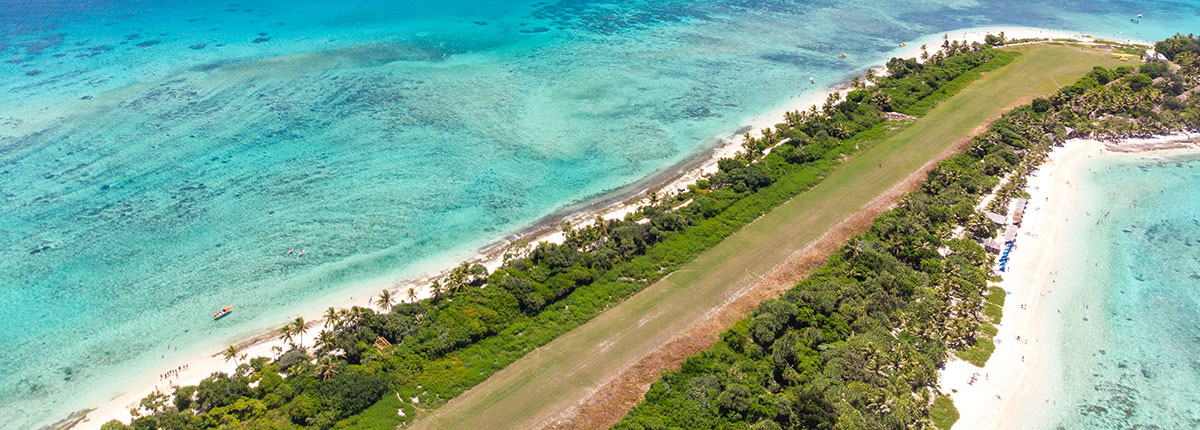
left=8, top=58, right=22, bottom=63
left=473, top=21, right=488, bottom=25
left=189, top=44, right=207, bottom=50
left=519, top=27, right=550, bottom=33
left=252, top=37, right=270, bottom=43
left=76, top=45, right=114, bottom=58
left=136, top=40, right=161, bottom=47
left=22, top=33, right=65, bottom=55
left=26, top=69, right=41, bottom=76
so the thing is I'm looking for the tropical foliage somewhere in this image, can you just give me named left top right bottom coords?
left=614, top=37, right=1200, bottom=430
left=105, top=36, right=1200, bottom=430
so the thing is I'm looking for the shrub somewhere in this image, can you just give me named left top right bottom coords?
left=275, top=348, right=310, bottom=371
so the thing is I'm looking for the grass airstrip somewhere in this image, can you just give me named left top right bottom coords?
left=408, top=43, right=1126, bottom=430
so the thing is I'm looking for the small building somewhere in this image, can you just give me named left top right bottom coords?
left=983, top=211, right=1007, bottom=226
left=1011, top=198, right=1029, bottom=226
left=1003, top=227, right=1019, bottom=243
left=982, top=238, right=1005, bottom=253
left=1144, top=49, right=1168, bottom=62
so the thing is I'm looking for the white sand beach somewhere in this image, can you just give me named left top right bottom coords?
left=941, top=133, right=1200, bottom=430
left=940, top=139, right=1099, bottom=430
left=78, top=27, right=1154, bottom=429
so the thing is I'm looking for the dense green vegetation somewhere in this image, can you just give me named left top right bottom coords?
left=955, top=287, right=1003, bottom=367
left=105, top=35, right=1200, bottom=430
left=104, top=38, right=1013, bottom=430
left=613, top=36, right=1200, bottom=430
left=1155, top=33, right=1200, bottom=63
left=928, top=395, right=959, bottom=430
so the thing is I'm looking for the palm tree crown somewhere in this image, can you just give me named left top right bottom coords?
left=374, top=289, right=395, bottom=312
left=292, top=317, right=308, bottom=349
left=278, top=324, right=295, bottom=347
left=223, top=345, right=239, bottom=364
left=324, top=307, right=339, bottom=328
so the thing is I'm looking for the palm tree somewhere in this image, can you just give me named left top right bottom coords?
left=845, top=238, right=868, bottom=261
left=374, top=289, right=395, bottom=312
left=313, top=330, right=332, bottom=355
left=316, top=356, right=339, bottom=381
left=279, top=324, right=295, bottom=347
left=406, top=287, right=417, bottom=303
left=324, top=307, right=339, bottom=328
left=430, top=280, right=444, bottom=303
left=965, top=212, right=994, bottom=239
left=270, top=345, right=282, bottom=360
left=337, top=308, right=351, bottom=329
left=292, top=317, right=308, bottom=349
left=223, top=345, right=240, bottom=364
left=447, top=262, right=471, bottom=294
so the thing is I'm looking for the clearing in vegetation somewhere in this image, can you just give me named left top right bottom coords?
left=409, top=43, right=1125, bottom=430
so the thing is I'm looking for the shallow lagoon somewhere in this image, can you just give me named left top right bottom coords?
left=1032, top=153, right=1200, bottom=429
left=2, top=0, right=1199, bottom=427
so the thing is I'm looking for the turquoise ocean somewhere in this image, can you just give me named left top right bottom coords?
left=1024, top=152, right=1200, bottom=429
left=1, top=0, right=1198, bottom=427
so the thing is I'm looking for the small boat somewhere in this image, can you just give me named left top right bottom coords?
left=298, top=250, right=305, bottom=256
left=287, top=248, right=294, bottom=255
left=809, top=77, right=815, bottom=84
left=899, top=42, right=907, bottom=47
left=213, top=306, right=233, bottom=320
left=837, top=53, right=847, bottom=58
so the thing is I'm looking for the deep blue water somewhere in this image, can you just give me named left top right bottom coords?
left=2, top=0, right=1199, bottom=427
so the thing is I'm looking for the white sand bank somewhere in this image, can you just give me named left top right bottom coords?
left=941, top=133, right=1200, bottom=430
left=940, top=139, right=1100, bottom=430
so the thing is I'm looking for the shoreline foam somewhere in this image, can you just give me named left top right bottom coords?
left=75, top=26, right=1148, bottom=429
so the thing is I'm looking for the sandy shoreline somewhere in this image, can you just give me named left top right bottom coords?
left=73, top=34, right=855, bottom=430
left=941, top=133, right=1200, bottom=430
left=74, top=26, right=1147, bottom=429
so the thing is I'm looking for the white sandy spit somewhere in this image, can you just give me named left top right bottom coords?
left=940, top=133, right=1200, bottom=430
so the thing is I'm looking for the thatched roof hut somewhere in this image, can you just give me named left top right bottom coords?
left=1011, top=198, right=1029, bottom=225
left=982, top=238, right=1005, bottom=253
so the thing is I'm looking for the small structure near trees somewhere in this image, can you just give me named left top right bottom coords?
left=983, top=211, right=1007, bottom=226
